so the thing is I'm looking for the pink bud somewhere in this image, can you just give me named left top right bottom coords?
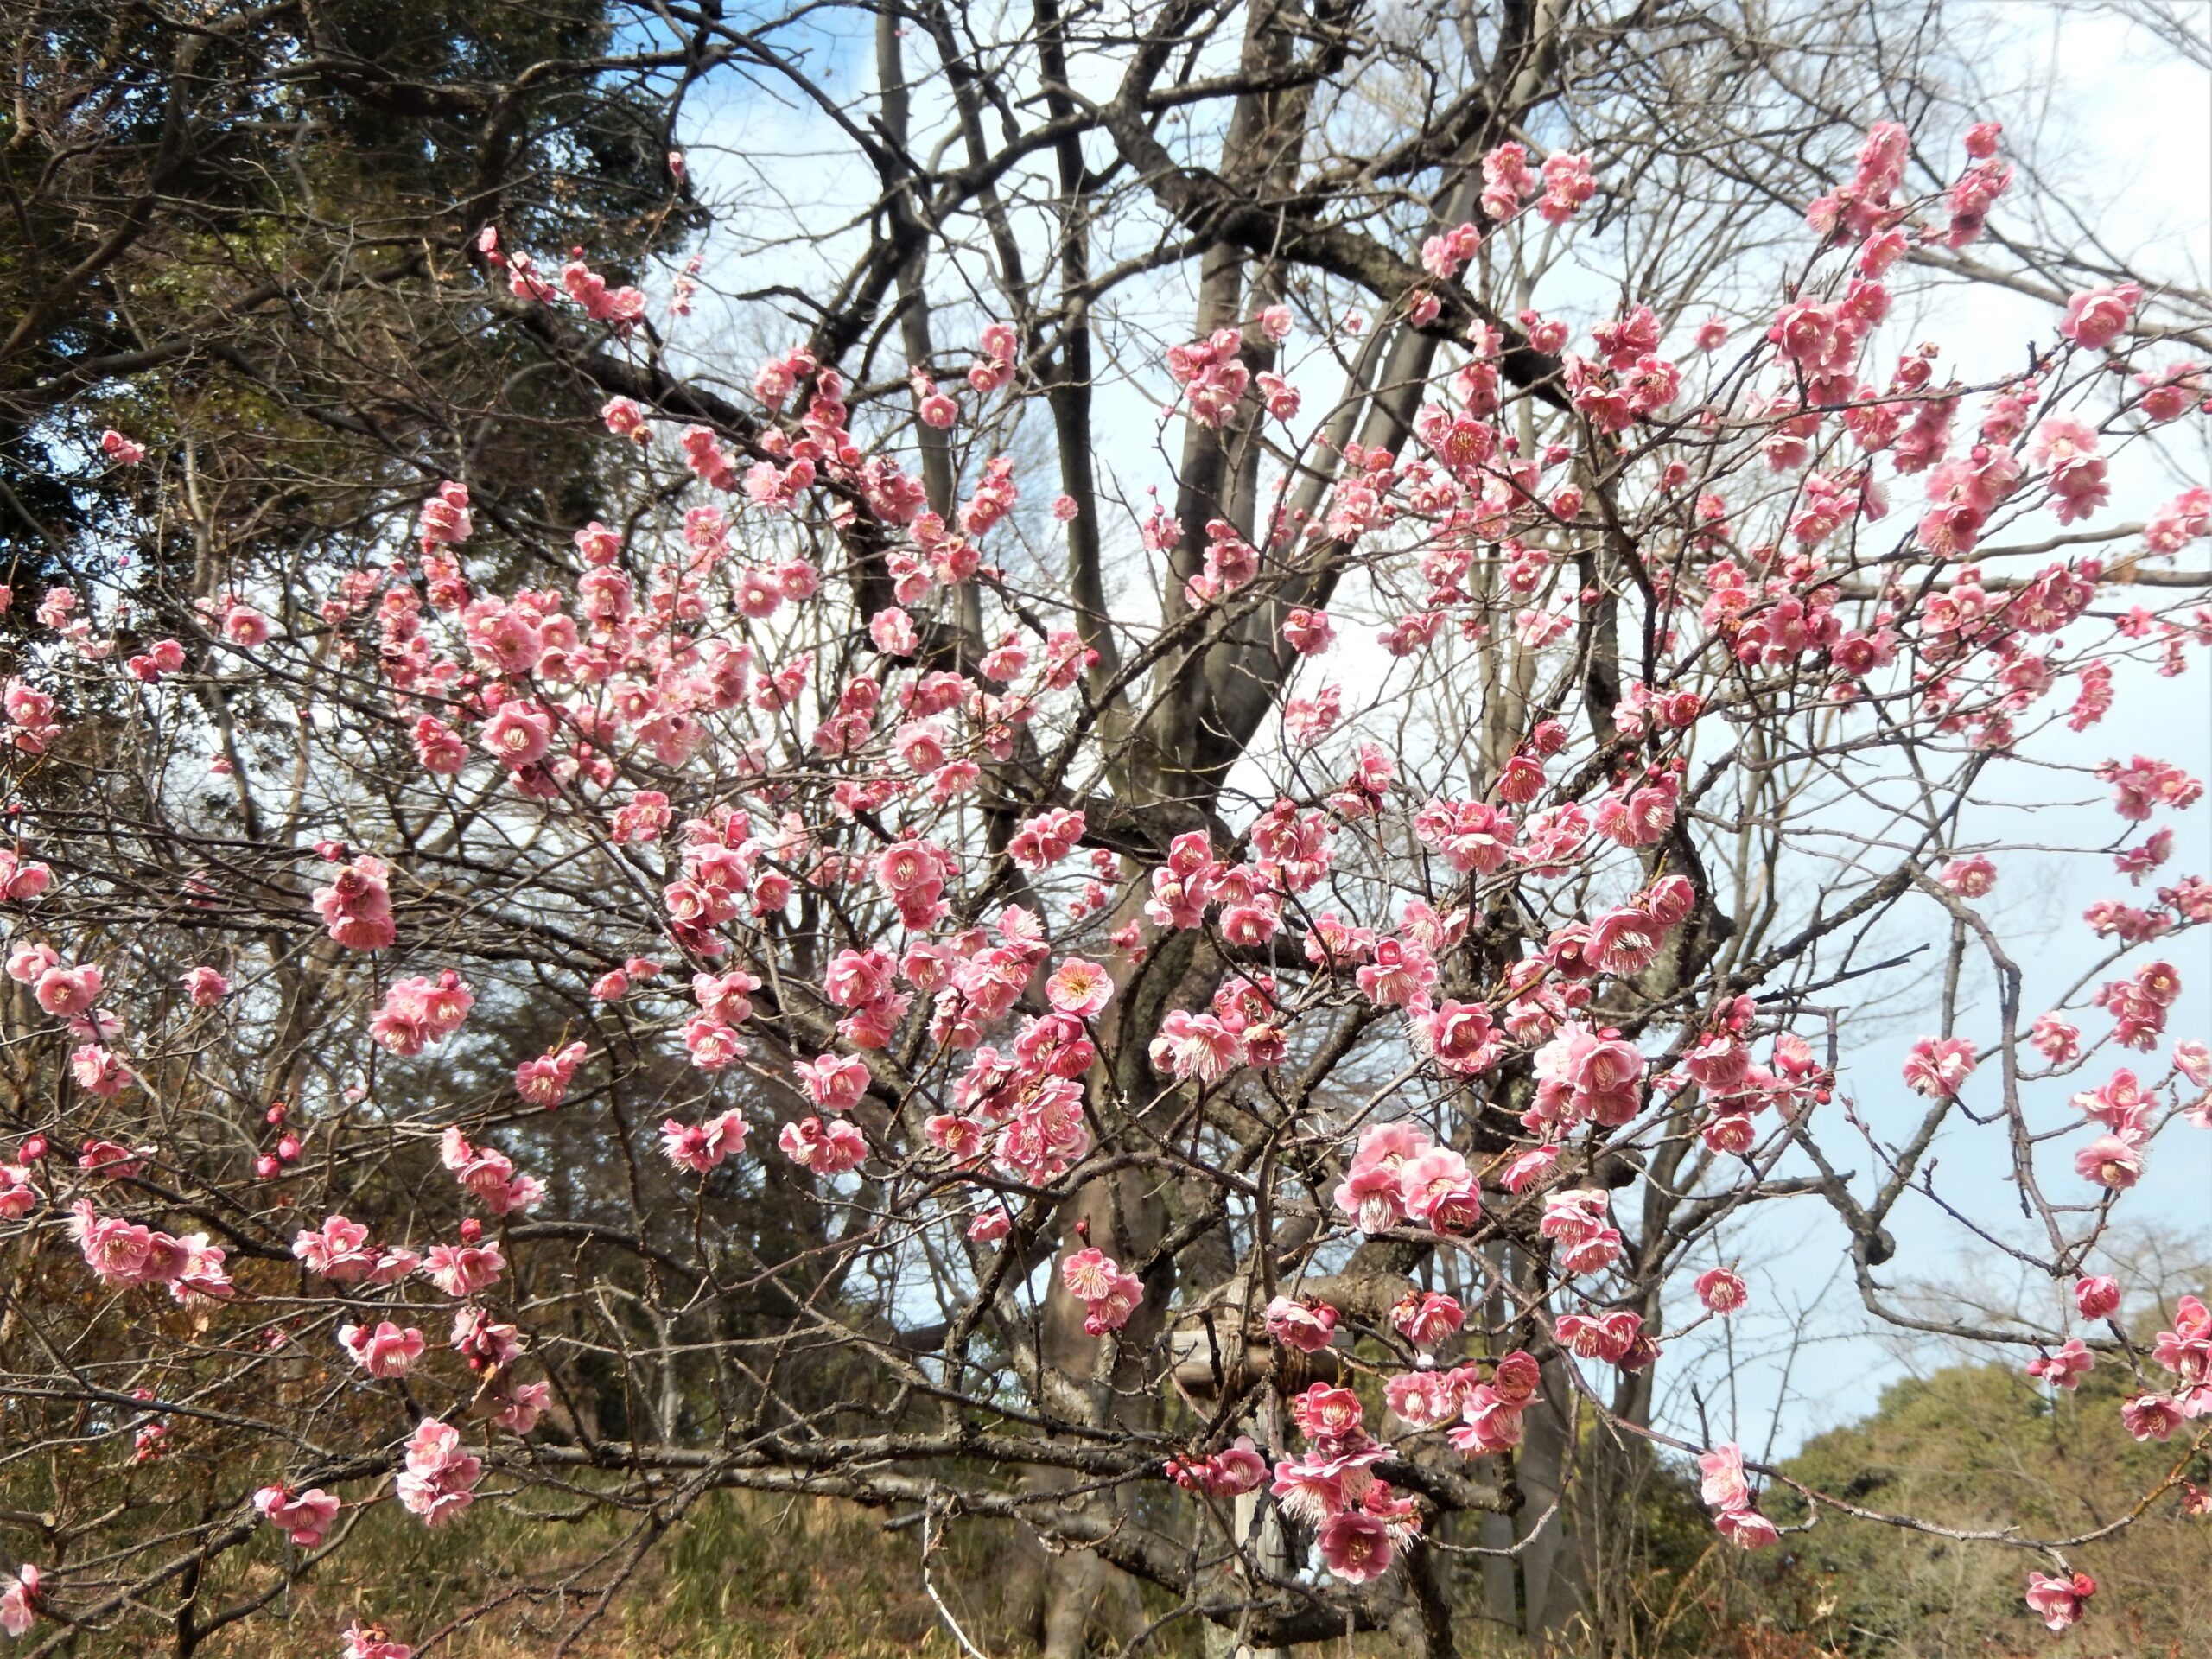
left=2074, top=1275, right=2121, bottom=1319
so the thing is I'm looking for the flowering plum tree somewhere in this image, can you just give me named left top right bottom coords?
left=2, top=3, right=2210, bottom=1656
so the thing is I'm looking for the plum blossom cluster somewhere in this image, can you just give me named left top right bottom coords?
left=1697, top=1444, right=1780, bottom=1550
left=393, top=1418, right=481, bottom=1527
left=1265, top=1383, right=1421, bottom=1584
left=68, top=1200, right=233, bottom=1300
left=1061, top=1245, right=1144, bottom=1336
left=2120, top=1294, right=2212, bottom=1440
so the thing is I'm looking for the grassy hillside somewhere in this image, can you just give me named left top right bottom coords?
left=42, top=1351, right=2208, bottom=1657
